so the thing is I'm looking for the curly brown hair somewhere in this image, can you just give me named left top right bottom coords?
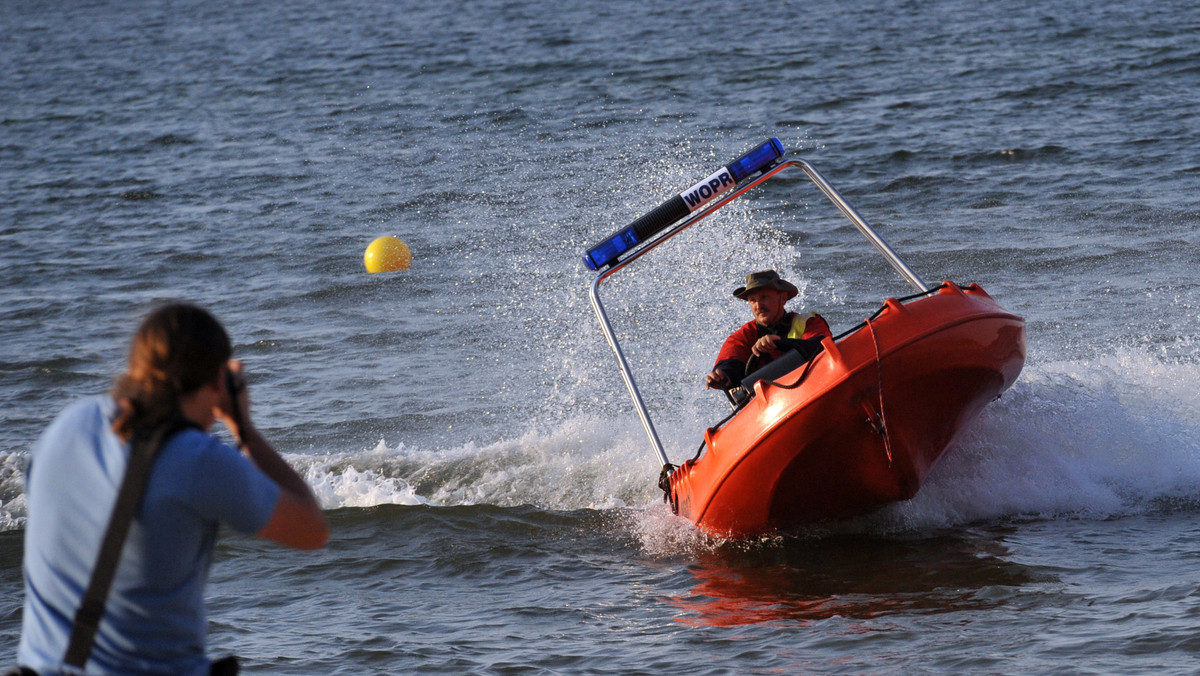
left=111, top=303, right=231, bottom=440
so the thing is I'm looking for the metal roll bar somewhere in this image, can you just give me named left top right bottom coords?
left=588, top=154, right=928, bottom=468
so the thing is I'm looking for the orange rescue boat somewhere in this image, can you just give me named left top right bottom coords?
left=584, top=139, right=1026, bottom=538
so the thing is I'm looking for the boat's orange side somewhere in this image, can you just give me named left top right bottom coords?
left=669, top=282, right=1026, bottom=537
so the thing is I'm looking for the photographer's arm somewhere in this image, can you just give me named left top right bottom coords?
left=219, top=360, right=330, bottom=550
left=238, top=425, right=329, bottom=550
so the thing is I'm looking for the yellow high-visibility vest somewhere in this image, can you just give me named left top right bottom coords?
left=787, top=312, right=819, bottom=339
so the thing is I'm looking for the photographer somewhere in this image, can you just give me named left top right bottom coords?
left=16, top=303, right=329, bottom=675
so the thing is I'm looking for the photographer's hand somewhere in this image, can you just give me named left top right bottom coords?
left=215, top=359, right=250, bottom=444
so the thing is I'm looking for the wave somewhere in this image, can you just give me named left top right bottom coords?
left=887, top=346, right=1200, bottom=524
left=301, top=414, right=660, bottom=512
left=296, top=343, right=1200, bottom=552
left=2, top=351, right=1197, bottom=559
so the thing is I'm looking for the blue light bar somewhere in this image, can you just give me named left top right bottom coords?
left=583, top=228, right=640, bottom=273
left=583, top=138, right=786, bottom=271
left=727, top=137, right=786, bottom=182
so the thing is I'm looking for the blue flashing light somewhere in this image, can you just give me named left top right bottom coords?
left=582, top=138, right=787, bottom=271
left=584, top=225, right=640, bottom=271
left=726, top=138, right=785, bottom=182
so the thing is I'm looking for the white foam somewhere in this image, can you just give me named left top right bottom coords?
left=257, top=344, right=1200, bottom=551
left=3, top=348, right=1196, bottom=547
left=0, top=452, right=29, bottom=530
left=306, top=459, right=429, bottom=508
left=290, top=414, right=662, bottom=511
left=857, top=345, right=1200, bottom=530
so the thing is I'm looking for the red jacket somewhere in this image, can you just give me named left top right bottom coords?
left=714, top=312, right=832, bottom=385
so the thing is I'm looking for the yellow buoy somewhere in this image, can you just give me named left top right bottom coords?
left=364, top=235, right=411, bottom=273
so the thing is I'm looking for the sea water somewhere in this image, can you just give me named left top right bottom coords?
left=2, top=0, right=1199, bottom=672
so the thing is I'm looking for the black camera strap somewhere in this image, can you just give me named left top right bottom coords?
left=63, top=417, right=197, bottom=669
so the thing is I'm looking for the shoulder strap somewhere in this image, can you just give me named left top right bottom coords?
left=63, top=418, right=196, bottom=669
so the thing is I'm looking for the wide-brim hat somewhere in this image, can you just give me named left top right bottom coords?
left=733, top=269, right=799, bottom=301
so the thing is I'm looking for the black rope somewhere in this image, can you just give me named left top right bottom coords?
left=748, top=351, right=818, bottom=392
left=657, top=462, right=677, bottom=501
left=709, top=406, right=740, bottom=429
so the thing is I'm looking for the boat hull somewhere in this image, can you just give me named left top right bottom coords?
left=668, top=282, right=1026, bottom=537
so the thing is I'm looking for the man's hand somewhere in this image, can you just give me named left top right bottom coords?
left=751, top=334, right=782, bottom=358
left=705, top=369, right=730, bottom=390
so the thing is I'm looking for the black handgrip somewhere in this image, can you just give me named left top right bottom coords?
left=630, top=195, right=690, bottom=242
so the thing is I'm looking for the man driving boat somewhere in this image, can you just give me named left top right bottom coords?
left=705, top=270, right=832, bottom=391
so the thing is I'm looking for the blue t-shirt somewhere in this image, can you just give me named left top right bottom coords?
left=18, top=396, right=281, bottom=675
